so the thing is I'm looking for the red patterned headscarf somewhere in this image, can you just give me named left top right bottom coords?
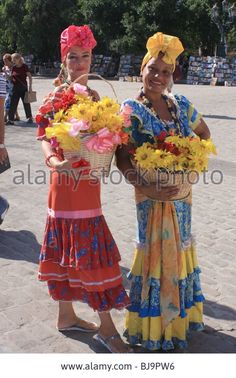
left=60, top=25, right=97, bottom=62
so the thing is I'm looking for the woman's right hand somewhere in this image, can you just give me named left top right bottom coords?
left=139, top=183, right=180, bottom=201
left=49, top=157, right=80, bottom=171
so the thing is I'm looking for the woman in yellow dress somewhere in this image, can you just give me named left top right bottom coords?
left=116, top=32, right=210, bottom=350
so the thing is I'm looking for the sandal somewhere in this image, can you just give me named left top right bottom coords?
left=57, top=318, right=99, bottom=333
left=57, top=324, right=98, bottom=333
left=93, top=333, right=133, bottom=353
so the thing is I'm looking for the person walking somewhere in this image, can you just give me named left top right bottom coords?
left=2, top=53, right=20, bottom=122
left=7, top=53, right=33, bottom=125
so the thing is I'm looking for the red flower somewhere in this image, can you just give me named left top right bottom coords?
left=59, top=88, right=77, bottom=110
left=35, top=114, right=50, bottom=127
left=128, top=148, right=136, bottom=155
left=119, top=131, right=129, bottom=145
left=158, top=131, right=168, bottom=141
left=53, top=101, right=64, bottom=112
left=157, top=141, right=165, bottom=150
left=162, top=142, right=181, bottom=156
left=72, top=158, right=90, bottom=169
left=38, top=102, right=54, bottom=115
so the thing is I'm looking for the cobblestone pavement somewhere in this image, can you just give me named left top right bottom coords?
left=0, top=77, right=235, bottom=353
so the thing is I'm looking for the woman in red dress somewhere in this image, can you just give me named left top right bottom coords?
left=37, top=25, right=131, bottom=353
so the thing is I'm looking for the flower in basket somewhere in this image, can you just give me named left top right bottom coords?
left=133, top=132, right=217, bottom=173
left=36, top=83, right=132, bottom=154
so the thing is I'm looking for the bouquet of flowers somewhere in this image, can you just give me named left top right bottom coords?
left=131, top=131, right=217, bottom=200
left=36, top=83, right=132, bottom=176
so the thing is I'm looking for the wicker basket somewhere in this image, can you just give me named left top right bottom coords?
left=134, top=163, right=198, bottom=201
left=63, top=134, right=116, bottom=178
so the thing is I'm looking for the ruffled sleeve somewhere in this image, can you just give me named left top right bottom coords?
left=121, top=99, right=143, bottom=126
left=175, top=94, right=202, bottom=131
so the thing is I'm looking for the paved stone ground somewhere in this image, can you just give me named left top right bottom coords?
left=0, top=77, right=236, bottom=353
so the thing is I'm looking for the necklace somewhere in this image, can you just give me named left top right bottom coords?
left=139, top=89, right=183, bottom=136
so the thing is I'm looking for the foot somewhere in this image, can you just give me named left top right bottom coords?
left=26, top=118, right=33, bottom=123
left=95, top=332, right=133, bottom=353
left=57, top=316, right=99, bottom=332
left=6, top=120, right=14, bottom=125
left=0, top=197, right=9, bottom=225
left=14, top=116, right=20, bottom=121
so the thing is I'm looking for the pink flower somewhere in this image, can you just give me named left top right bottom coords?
left=120, top=104, right=133, bottom=126
left=112, top=133, right=122, bottom=145
left=68, top=119, right=89, bottom=137
left=86, top=128, right=114, bottom=153
left=122, top=104, right=133, bottom=116
left=50, top=137, right=59, bottom=148
left=73, top=83, right=88, bottom=96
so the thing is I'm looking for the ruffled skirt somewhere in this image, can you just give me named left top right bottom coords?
left=39, top=214, right=130, bottom=312
left=124, top=199, right=204, bottom=350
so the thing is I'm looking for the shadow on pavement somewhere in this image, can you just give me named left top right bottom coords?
left=57, top=324, right=236, bottom=353
left=203, top=114, right=236, bottom=120
left=204, top=300, right=236, bottom=321
left=58, top=330, right=141, bottom=353
left=57, top=331, right=104, bottom=353
left=208, top=158, right=236, bottom=177
left=121, top=266, right=131, bottom=291
left=0, top=229, right=41, bottom=264
left=186, top=325, right=236, bottom=353
left=6, top=121, right=37, bottom=128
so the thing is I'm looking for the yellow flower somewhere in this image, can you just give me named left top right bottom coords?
left=53, top=109, right=65, bottom=122
left=46, top=123, right=81, bottom=151
left=134, top=143, right=156, bottom=169
left=201, top=139, right=217, bottom=155
left=101, top=97, right=120, bottom=113
left=134, top=137, right=217, bottom=173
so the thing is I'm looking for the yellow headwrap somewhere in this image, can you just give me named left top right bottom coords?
left=141, top=32, right=184, bottom=72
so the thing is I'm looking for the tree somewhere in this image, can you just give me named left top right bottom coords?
left=22, top=0, right=79, bottom=60
left=0, top=0, right=235, bottom=60
left=0, top=0, right=79, bottom=60
left=0, top=0, right=26, bottom=53
left=73, top=0, right=128, bottom=54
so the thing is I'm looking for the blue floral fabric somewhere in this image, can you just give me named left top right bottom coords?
left=123, top=94, right=199, bottom=146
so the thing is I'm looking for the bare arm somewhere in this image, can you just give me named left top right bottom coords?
left=90, top=89, right=100, bottom=102
left=26, top=71, right=32, bottom=91
left=116, top=144, right=179, bottom=201
left=194, top=118, right=210, bottom=140
left=41, top=139, right=78, bottom=171
left=116, top=144, right=142, bottom=187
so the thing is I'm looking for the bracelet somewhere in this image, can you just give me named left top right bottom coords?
left=45, top=153, right=62, bottom=168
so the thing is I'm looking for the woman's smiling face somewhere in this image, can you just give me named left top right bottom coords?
left=142, top=56, right=174, bottom=94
